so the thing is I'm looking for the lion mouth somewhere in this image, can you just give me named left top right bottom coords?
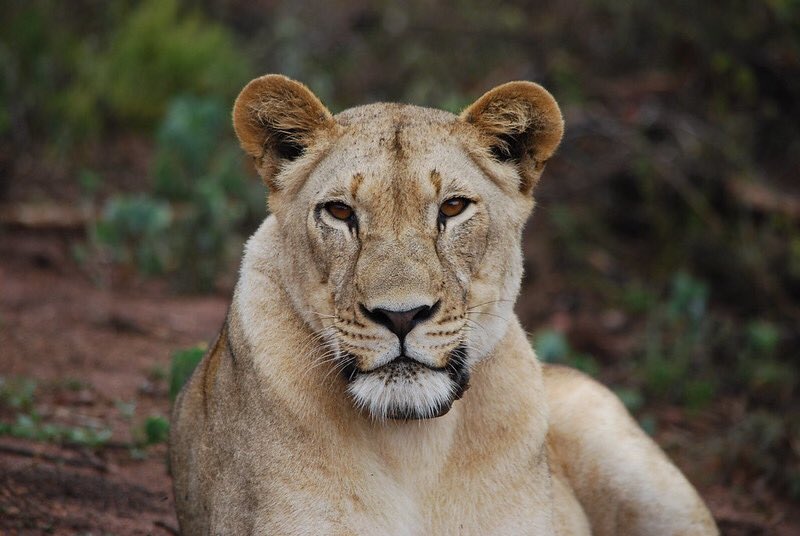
left=342, top=347, right=470, bottom=420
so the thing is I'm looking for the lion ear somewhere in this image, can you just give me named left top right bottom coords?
left=233, top=74, right=334, bottom=189
left=461, top=81, right=564, bottom=194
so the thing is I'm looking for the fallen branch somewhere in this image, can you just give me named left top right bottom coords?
left=0, top=202, right=94, bottom=230
left=0, top=441, right=108, bottom=471
left=727, top=179, right=800, bottom=220
left=154, top=520, right=180, bottom=535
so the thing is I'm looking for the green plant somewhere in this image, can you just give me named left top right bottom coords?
left=640, top=272, right=717, bottom=408
left=92, top=195, right=173, bottom=275
left=0, top=413, right=112, bottom=448
left=0, top=0, right=251, bottom=161
left=169, top=344, right=206, bottom=400
left=718, top=410, right=800, bottom=500
left=95, top=0, right=250, bottom=126
left=148, top=364, right=168, bottom=383
left=153, top=96, right=231, bottom=201
left=619, top=281, right=658, bottom=315
left=60, top=378, right=88, bottom=392
left=745, top=320, right=780, bottom=355
left=141, top=415, right=170, bottom=445
left=613, top=387, right=644, bottom=413
left=738, top=320, right=795, bottom=401
left=156, top=96, right=261, bottom=290
left=115, top=401, right=169, bottom=452
left=0, top=2, right=101, bottom=145
left=115, top=399, right=137, bottom=421
left=532, top=329, right=599, bottom=377
left=94, top=94, right=264, bottom=290
left=0, top=377, right=37, bottom=411
left=0, top=377, right=112, bottom=448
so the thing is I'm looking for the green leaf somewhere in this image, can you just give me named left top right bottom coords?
left=169, top=345, right=207, bottom=400
left=143, top=415, right=170, bottom=445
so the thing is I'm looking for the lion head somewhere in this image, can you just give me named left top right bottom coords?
left=233, top=75, right=563, bottom=420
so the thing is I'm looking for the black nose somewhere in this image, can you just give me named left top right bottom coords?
left=362, top=303, right=437, bottom=340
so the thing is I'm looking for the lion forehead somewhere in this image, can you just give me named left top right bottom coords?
left=334, top=102, right=459, bottom=129
left=308, top=108, right=485, bottom=203
left=328, top=104, right=473, bottom=164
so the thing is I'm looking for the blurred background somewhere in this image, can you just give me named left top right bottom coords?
left=1, top=0, right=798, bottom=533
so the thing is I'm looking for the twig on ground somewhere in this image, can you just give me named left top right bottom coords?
left=154, top=519, right=180, bottom=535
left=0, top=441, right=108, bottom=472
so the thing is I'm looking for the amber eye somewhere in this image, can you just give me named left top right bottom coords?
left=326, top=202, right=354, bottom=221
left=439, top=198, right=470, bottom=218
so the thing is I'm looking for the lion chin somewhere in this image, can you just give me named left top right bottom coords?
left=344, top=353, right=470, bottom=420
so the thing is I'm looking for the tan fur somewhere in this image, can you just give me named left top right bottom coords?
left=171, top=75, right=718, bottom=535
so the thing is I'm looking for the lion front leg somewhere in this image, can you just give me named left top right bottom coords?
left=543, top=365, right=718, bottom=536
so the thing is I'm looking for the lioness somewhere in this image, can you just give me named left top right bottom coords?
left=170, top=75, right=718, bottom=535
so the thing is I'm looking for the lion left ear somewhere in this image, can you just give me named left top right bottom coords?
left=461, top=81, right=564, bottom=194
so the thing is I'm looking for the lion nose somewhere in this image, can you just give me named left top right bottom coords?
left=362, top=303, right=437, bottom=340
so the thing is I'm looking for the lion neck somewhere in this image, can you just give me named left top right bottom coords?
left=231, top=216, right=547, bottom=469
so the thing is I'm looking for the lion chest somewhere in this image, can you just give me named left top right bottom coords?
left=243, top=443, right=560, bottom=535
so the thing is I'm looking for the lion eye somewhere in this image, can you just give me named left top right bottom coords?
left=439, top=198, right=470, bottom=218
left=326, top=202, right=354, bottom=221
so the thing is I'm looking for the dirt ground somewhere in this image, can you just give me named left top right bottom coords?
left=0, top=230, right=797, bottom=535
left=1, top=230, right=226, bottom=535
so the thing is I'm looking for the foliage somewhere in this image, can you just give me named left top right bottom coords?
left=0, top=377, right=112, bottom=448
left=152, top=95, right=263, bottom=290
left=0, top=377, right=37, bottom=411
left=92, top=195, right=173, bottom=275
left=717, top=410, right=800, bottom=500
left=140, top=415, right=170, bottom=446
left=115, top=399, right=137, bottom=422
left=0, top=414, right=112, bottom=448
left=630, top=272, right=797, bottom=410
left=0, top=1, right=93, bottom=144
left=115, top=401, right=170, bottom=452
left=0, top=377, right=169, bottom=451
left=148, top=364, right=168, bottom=383
left=97, top=0, right=250, bottom=126
left=641, top=273, right=715, bottom=409
left=532, top=330, right=599, bottom=377
left=738, top=320, right=795, bottom=401
left=0, top=0, right=250, bottom=147
left=169, top=345, right=206, bottom=401
left=92, top=95, right=263, bottom=290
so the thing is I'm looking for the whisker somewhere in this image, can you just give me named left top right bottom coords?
left=466, top=298, right=514, bottom=311
left=309, top=311, right=337, bottom=319
left=465, top=310, right=509, bottom=322
left=463, top=318, right=489, bottom=336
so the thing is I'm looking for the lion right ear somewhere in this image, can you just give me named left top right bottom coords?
left=232, top=74, right=334, bottom=189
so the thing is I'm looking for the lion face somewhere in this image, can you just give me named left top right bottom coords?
left=233, top=76, right=563, bottom=420
left=297, top=112, right=506, bottom=420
